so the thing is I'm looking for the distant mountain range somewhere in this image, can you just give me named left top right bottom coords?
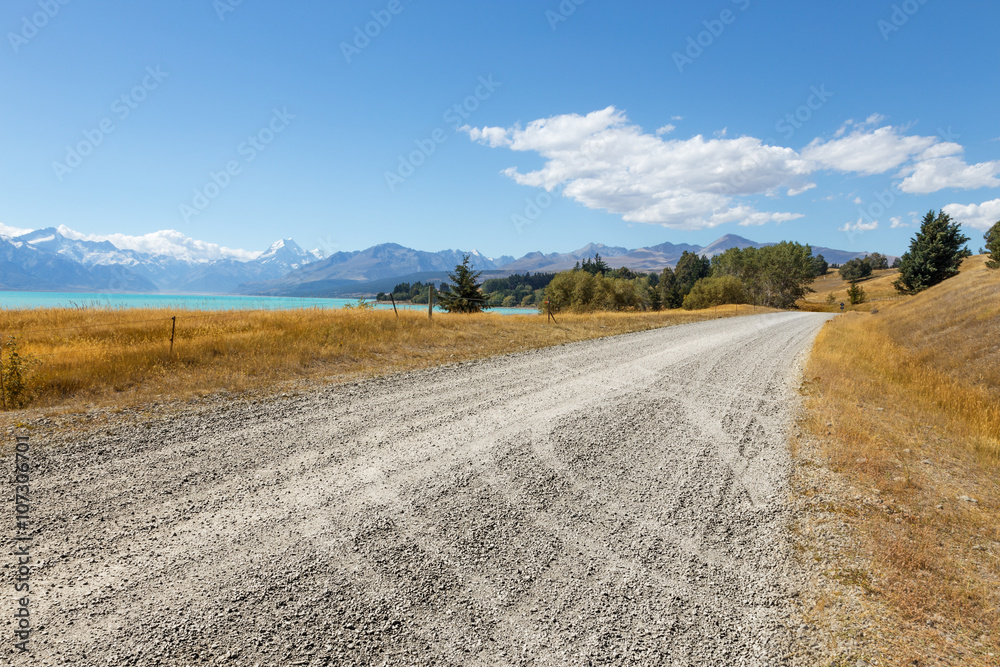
left=0, top=228, right=322, bottom=294
left=0, top=225, right=883, bottom=297
left=236, top=234, right=882, bottom=298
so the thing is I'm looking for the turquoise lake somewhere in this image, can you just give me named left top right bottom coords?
left=0, top=291, right=533, bottom=316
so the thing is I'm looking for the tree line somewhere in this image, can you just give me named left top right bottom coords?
left=837, top=210, right=998, bottom=301
left=376, top=213, right=1000, bottom=316
left=545, top=244, right=826, bottom=312
left=379, top=271, right=558, bottom=308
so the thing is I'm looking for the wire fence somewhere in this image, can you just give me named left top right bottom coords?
left=0, top=295, right=534, bottom=365
left=0, top=304, right=383, bottom=363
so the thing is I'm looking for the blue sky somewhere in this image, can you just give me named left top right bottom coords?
left=2, top=0, right=999, bottom=260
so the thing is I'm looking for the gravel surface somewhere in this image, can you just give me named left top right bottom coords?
left=3, top=311, right=832, bottom=666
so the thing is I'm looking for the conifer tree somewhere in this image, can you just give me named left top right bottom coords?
left=893, top=210, right=971, bottom=294
left=439, top=254, right=487, bottom=313
left=673, top=251, right=711, bottom=298
left=985, top=220, right=1000, bottom=270
left=659, top=266, right=682, bottom=309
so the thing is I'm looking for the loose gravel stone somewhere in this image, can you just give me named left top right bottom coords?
left=2, top=311, right=831, bottom=666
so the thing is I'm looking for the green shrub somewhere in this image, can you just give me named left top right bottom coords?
left=847, top=282, right=867, bottom=305
left=1, top=337, right=33, bottom=409
left=682, top=276, right=747, bottom=310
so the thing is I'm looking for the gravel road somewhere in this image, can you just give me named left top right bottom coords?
left=3, top=311, right=832, bottom=666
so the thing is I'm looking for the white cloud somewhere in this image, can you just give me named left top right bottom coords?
left=465, top=107, right=1000, bottom=230
left=840, top=219, right=879, bottom=233
left=834, top=115, right=887, bottom=138
left=897, top=155, right=1000, bottom=194
left=853, top=196, right=863, bottom=204
left=917, top=142, right=963, bottom=160
left=942, top=198, right=1000, bottom=230
left=0, top=222, right=35, bottom=238
left=889, top=216, right=912, bottom=229
left=802, top=126, right=937, bottom=175
left=864, top=113, right=887, bottom=127
left=462, top=125, right=511, bottom=149
left=465, top=107, right=811, bottom=229
left=56, top=226, right=259, bottom=262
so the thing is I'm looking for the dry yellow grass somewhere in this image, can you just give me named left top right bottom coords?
left=800, top=255, right=1000, bottom=664
left=0, top=304, right=762, bottom=414
left=799, top=267, right=904, bottom=312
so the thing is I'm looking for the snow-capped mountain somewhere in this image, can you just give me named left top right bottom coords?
left=0, top=236, right=158, bottom=292
left=0, top=223, right=884, bottom=296
left=171, top=239, right=326, bottom=293
left=16, top=227, right=140, bottom=266
left=256, top=239, right=325, bottom=270
left=53, top=226, right=258, bottom=263
left=0, top=227, right=325, bottom=293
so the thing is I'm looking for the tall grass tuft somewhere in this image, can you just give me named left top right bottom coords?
left=801, top=254, right=1000, bottom=663
left=0, top=304, right=761, bottom=411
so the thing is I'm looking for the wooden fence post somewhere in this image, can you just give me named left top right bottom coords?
left=169, top=316, right=176, bottom=357
left=428, top=286, right=434, bottom=320
left=389, top=293, right=399, bottom=317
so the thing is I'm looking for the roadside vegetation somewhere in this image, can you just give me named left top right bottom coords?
left=379, top=270, right=557, bottom=308
left=798, top=240, right=999, bottom=664
left=0, top=304, right=761, bottom=415
left=544, top=244, right=825, bottom=313
left=697, top=241, right=820, bottom=309
left=798, top=267, right=902, bottom=312
left=480, top=272, right=555, bottom=307
left=894, top=210, right=971, bottom=294
left=983, top=219, right=1000, bottom=269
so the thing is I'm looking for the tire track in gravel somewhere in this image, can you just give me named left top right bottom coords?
left=2, top=311, right=832, bottom=666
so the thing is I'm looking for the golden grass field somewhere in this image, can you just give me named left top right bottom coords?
left=800, top=254, right=1000, bottom=664
left=798, top=267, right=905, bottom=312
left=0, top=303, right=762, bottom=414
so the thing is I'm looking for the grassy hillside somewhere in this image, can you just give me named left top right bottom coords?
left=798, top=255, right=1000, bottom=664
left=799, top=267, right=903, bottom=312
left=0, top=304, right=763, bottom=414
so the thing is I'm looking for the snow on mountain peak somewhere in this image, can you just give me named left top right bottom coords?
left=259, top=238, right=305, bottom=258
left=0, top=222, right=35, bottom=239
left=55, top=225, right=258, bottom=263
left=262, top=239, right=289, bottom=254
